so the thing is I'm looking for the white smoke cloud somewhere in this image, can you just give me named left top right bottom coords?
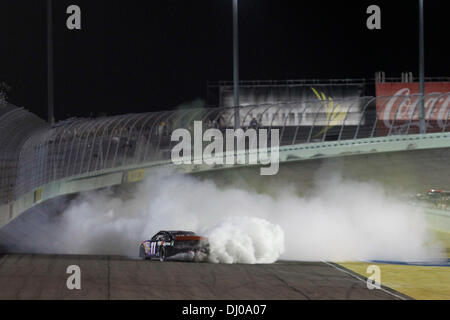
left=205, top=216, right=284, bottom=264
left=21, top=169, right=444, bottom=264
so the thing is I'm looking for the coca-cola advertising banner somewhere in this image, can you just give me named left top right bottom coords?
left=376, top=82, right=450, bottom=136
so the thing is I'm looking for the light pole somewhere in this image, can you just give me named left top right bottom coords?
left=47, top=0, right=55, bottom=126
left=232, top=0, right=240, bottom=129
left=418, top=0, right=425, bottom=133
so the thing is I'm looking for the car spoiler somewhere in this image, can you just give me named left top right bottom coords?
left=174, top=235, right=207, bottom=241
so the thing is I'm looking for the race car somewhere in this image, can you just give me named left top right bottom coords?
left=139, top=230, right=209, bottom=262
left=426, top=189, right=450, bottom=209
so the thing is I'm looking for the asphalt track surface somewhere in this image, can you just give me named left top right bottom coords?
left=0, top=254, right=410, bottom=300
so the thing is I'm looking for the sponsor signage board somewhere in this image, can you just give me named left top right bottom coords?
left=376, top=83, right=450, bottom=135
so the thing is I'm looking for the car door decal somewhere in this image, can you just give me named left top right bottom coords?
left=144, top=242, right=150, bottom=254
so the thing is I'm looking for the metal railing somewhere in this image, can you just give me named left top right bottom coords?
left=208, top=77, right=450, bottom=87
left=0, top=93, right=449, bottom=205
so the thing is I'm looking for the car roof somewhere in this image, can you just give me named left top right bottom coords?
left=157, top=230, right=196, bottom=235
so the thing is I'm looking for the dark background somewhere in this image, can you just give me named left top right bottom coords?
left=0, top=0, right=449, bottom=120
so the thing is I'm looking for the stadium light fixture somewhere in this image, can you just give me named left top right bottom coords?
left=233, top=0, right=240, bottom=128
left=419, top=0, right=425, bottom=134
left=47, top=0, right=55, bottom=126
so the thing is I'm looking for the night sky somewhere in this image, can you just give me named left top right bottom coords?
left=0, top=0, right=449, bottom=121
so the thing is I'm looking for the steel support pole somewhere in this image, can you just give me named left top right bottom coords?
left=233, top=0, right=240, bottom=129
left=419, top=0, right=425, bottom=133
left=47, top=0, right=55, bottom=126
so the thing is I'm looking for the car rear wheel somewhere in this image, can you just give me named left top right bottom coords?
left=159, top=247, right=166, bottom=262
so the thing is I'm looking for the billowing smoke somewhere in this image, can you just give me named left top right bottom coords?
left=54, top=171, right=286, bottom=263
left=1, top=170, right=444, bottom=263
left=205, top=216, right=284, bottom=264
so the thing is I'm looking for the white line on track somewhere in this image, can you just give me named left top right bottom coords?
left=321, top=260, right=408, bottom=300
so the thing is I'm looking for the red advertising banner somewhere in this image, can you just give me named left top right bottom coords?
left=376, top=82, right=450, bottom=136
